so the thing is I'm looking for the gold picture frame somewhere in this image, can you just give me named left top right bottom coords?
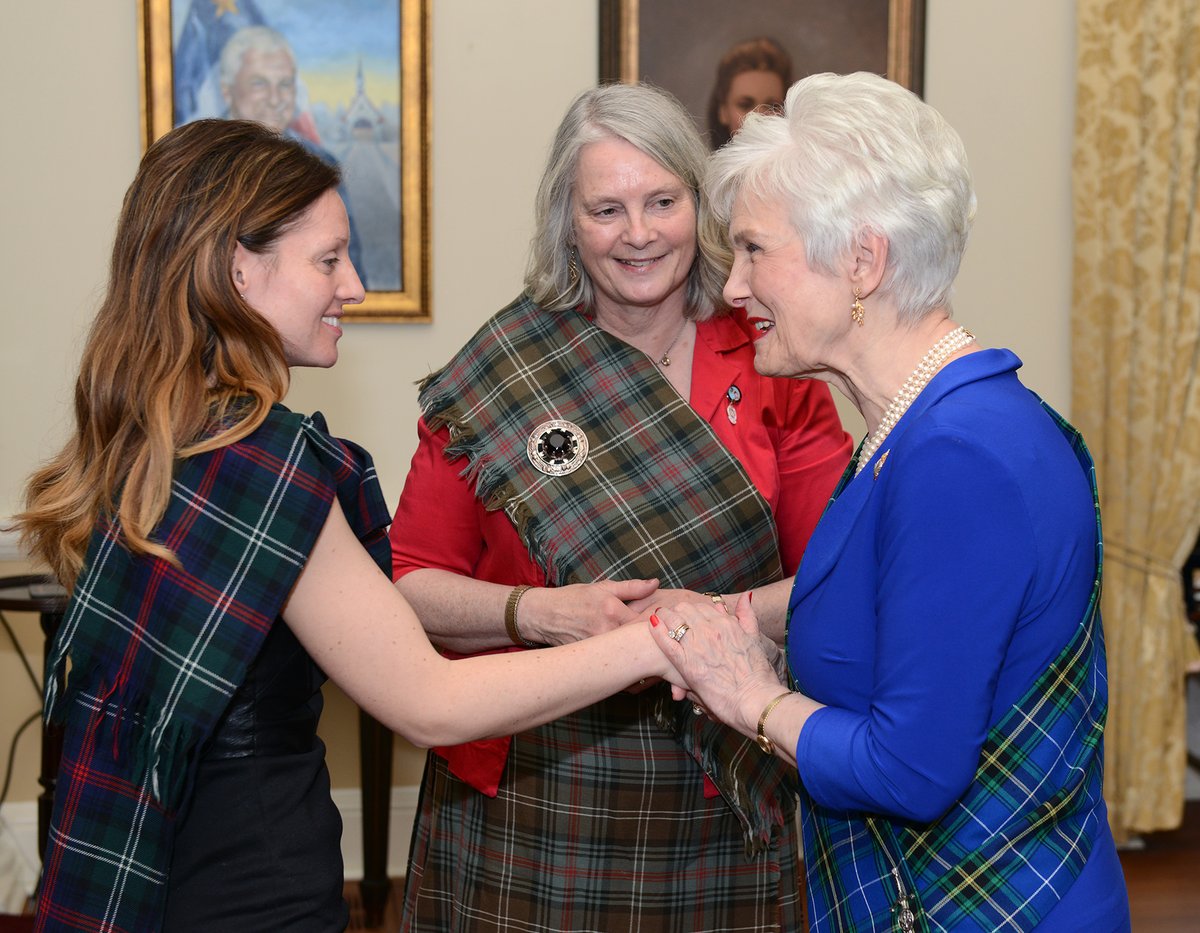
left=600, top=0, right=926, bottom=143
left=138, top=0, right=431, bottom=322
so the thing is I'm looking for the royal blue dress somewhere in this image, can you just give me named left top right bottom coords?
left=788, top=349, right=1130, bottom=931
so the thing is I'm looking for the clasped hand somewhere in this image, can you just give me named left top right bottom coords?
left=522, top=579, right=738, bottom=645
left=647, top=593, right=785, bottom=736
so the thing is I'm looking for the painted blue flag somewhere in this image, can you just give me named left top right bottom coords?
left=173, top=0, right=267, bottom=124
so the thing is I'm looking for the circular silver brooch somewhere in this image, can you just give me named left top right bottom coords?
left=527, top=419, right=589, bottom=476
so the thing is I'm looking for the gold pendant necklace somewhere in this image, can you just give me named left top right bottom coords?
left=657, top=318, right=690, bottom=367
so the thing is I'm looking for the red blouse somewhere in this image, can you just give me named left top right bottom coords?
left=392, top=310, right=852, bottom=584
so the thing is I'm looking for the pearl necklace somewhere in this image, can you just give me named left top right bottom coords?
left=855, top=326, right=975, bottom=475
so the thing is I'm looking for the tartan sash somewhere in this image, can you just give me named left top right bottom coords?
left=419, top=293, right=792, bottom=851
left=802, top=401, right=1106, bottom=932
left=36, top=406, right=391, bottom=933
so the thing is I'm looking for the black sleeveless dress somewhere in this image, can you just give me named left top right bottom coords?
left=163, top=619, right=347, bottom=931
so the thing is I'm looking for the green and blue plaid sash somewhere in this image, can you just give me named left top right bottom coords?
left=802, top=401, right=1106, bottom=931
left=420, top=293, right=792, bottom=851
left=36, top=406, right=391, bottom=932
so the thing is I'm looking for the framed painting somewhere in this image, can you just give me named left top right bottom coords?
left=599, top=0, right=925, bottom=149
left=138, top=0, right=430, bottom=322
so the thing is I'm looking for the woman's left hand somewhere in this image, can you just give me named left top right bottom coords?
left=649, top=592, right=785, bottom=737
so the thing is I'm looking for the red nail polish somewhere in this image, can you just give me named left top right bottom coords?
left=650, top=613, right=660, bottom=627
left=748, top=591, right=754, bottom=604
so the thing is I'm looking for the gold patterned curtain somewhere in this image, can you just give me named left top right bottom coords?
left=1072, top=0, right=1200, bottom=842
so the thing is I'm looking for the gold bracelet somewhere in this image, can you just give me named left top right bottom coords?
left=755, top=691, right=792, bottom=755
left=703, top=592, right=727, bottom=611
left=504, top=584, right=538, bottom=647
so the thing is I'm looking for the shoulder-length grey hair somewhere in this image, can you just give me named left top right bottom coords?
left=706, top=71, right=976, bottom=325
left=525, top=82, right=728, bottom=319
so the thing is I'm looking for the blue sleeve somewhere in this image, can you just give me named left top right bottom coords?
left=796, top=427, right=1038, bottom=821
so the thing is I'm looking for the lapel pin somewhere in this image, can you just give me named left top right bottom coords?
left=726, top=385, right=741, bottom=424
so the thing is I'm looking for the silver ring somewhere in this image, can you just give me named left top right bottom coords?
left=668, top=622, right=690, bottom=641
left=692, top=703, right=704, bottom=716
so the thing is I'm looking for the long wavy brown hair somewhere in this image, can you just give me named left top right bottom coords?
left=16, top=119, right=340, bottom=587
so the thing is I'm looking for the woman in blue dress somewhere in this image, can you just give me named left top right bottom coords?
left=651, top=72, right=1131, bottom=931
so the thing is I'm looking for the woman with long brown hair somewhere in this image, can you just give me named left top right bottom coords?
left=17, top=118, right=678, bottom=933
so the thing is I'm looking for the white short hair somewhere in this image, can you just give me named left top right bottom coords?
left=706, top=71, right=976, bottom=323
left=219, top=26, right=294, bottom=89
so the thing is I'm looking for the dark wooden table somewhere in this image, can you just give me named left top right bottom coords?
left=359, top=712, right=394, bottom=928
left=0, top=574, right=68, bottom=863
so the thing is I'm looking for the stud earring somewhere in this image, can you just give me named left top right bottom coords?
left=850, top=288, right=865, bottom=326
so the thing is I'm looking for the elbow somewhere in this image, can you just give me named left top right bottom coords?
left=803, top=712, right=982, bottom=823
left=387, top=711, right=484, bottom=751
left=849, top=737, right=977, bottom=823
left=355, top=699, right=442, bottom=749
left=889, top=786, right=961, bottom=824
left=872, top=762, right=975, bottom=824
left=387, top=716, right=446, bottom=750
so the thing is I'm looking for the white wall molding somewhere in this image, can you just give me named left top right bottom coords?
left=0, top=801, right=38, bottom=913
left=0, top=785, right=417, bottom=913
left=333, top=784, right=418, bottom=881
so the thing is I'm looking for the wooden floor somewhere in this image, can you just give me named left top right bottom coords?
left=344, top=800, right=1200, bottom=931
left=1118, top=799, right=1200, bottom=932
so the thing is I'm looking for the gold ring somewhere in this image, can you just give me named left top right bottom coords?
left=669, top=622, right=691, bottom=641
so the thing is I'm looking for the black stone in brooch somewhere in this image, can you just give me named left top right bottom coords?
left=527, top=419, right=589, bottom=476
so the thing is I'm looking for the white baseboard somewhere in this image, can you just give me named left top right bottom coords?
left=334, top=784, right=418, bottom=880
left=0, top=801, right=38, bottom=913
left=0, top=785, right=418, bottom=912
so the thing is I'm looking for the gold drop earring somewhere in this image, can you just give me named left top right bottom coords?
left=850, top=288, right=865, bottom=326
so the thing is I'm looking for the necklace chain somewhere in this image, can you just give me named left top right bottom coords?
left=657, top=318, right=690, bottom=367
left=855, top=326, right=975, bottom=475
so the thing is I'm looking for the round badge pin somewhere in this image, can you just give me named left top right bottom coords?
left=527, top=419, right=589, bottom=476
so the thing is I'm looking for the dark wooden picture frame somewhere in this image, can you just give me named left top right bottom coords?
left=138, top=0, right=431, bottom=322
left=600, top=0, right=925, bottom=146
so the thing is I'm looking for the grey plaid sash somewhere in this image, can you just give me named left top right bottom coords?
left=420, top=293, right=793, bottom=850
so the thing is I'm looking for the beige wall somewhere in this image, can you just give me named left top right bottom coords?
left=0, top=1, right=1076, bottom=799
